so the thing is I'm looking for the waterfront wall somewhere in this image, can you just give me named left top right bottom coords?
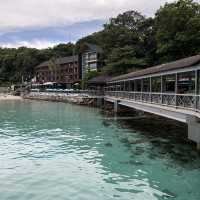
left=24, top=92, right=103, bottom=107
left=0, top=87, right=9, bottom=93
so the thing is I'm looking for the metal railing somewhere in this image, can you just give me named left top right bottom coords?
left=105, top=91, right=200, bottom=112
left=28, top=89, right=200, bottom=111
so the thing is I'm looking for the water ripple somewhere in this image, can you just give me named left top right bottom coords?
left=0, top=101, right=200, bottom=200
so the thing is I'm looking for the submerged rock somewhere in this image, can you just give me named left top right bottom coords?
left=162, top=189, right=177, bottom=198
left=119, top=160, right=143, bottom=166
left=120, top=137, right=129, bottom=144
left=129, top=160, right=143, bottom=166
left=102, top=121, right=110, bottom=127
left=105, top=142, right=113, bottom=147
left=132, top=146, right=145, bottom=155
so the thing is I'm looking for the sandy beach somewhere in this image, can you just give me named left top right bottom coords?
left=0, top=94, right=22, bottom=100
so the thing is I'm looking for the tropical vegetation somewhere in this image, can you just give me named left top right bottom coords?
left=0, top=0, right=199, bottom=86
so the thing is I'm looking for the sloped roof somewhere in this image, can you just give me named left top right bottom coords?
left=110, top=54, right=200, bottom=82
left=88, top=75, right=112, bottom=84
left=36, top=55, right=78, bottom=68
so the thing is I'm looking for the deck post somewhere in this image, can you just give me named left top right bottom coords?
left=141, top=79, right=143, bottom=101
left=128, top=81, right=131, bottom=99
left=96, top=97, right=104, bottom=107
left=161, top=75, right=163, bottom=104
left=175, top=73, right=178, bottom=107
left=150, top=77, right=152, bottom=103
left=195, top=70, right=198, bottom=110
left=134, top=80, right=136, bottom=100
left=114, top=100, right=120, bottom=113
left=187, top=116, right=200, bottom=151
left=197, top=143, right=200, bottom=151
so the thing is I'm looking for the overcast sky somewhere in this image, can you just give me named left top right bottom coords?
left=0, top=0, right=174, bottom=49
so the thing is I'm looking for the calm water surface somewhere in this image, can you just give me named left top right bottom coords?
left=0, top=100, right=200, bottom=200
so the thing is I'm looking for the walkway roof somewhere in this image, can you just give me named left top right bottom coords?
left=109, top=54, right=200, bottom=82
left=88, top=75, right=112, bottom=85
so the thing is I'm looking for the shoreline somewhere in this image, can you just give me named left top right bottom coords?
left=0, top=94, right=23, bottom=101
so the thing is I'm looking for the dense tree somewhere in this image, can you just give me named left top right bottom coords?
left=52, top=43, right=75, bottom=57
left=155, top=0, right=200, bottom=62
left=0, top=43, right=75, bottom=85
left=77, top=11, right=156, bottom=75
left=103, top=46, right=146, bottom=75
left=0, top=0, right=199, bottom=86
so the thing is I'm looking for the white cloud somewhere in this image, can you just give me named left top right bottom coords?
left=0, top=0, right=174, bottom=31
left=0, top=40, right=63, bottom=49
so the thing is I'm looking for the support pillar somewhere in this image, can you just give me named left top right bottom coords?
left=150, top=77, right=152, bottom=103
left=96, top=98, right=104, bottom=107
left=187, top=116, right=200, bottom=151
left=114, top=100, right=120, bottom=114
left=197, top=143, right=200, bottom=151
left=175, top=73, right=178, bottom=107
left=195, top=70, right=198, bottom=110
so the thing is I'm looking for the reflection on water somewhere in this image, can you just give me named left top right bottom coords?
left=0, top=100, right=200, bottom=200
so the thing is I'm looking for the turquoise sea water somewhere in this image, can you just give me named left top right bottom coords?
left=0, top=100, right=200, bottom=200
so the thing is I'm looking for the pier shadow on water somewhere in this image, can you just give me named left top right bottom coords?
left=101, top=112, right=200, bottom=171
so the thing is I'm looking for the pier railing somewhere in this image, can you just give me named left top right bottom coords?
left=105, top=91, right=200, bottom=112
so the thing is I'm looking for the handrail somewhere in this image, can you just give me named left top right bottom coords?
left=105, top=91, right=200, bottom=112
left=29, top=90, right=200, bottom=112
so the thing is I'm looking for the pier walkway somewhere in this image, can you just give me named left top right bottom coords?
left=105, top=55, right=200, bottom=149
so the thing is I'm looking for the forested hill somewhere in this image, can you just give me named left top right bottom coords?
left=0, top=0, right=199, bottom=86
left=0, top=43, right=75, bottom=86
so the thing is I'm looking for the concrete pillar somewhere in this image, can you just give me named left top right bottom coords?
left=175, top=73, right=178, bottom=107
left=114, top=100, right=120, bottom=113
left=187, top=116, right=200, bottom=150
left=96, top=98, right=104, bottom=107
left=197, top=143, right=200, bottom=151
left=195, top=70, right=198, bottom=110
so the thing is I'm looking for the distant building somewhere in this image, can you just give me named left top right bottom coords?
left=80, top=43, right=103, bottom=79
left=35, top=55, right=80, bottom=88
left=35, top=43, right=103, bottom=88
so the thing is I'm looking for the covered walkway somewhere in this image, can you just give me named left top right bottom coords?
left=105, top=55, right=200, bottom=149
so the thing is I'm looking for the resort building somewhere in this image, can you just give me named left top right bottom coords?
left=35, top=55, right=80, bottom=88
left=80, top=43, right=103, bottom=79
left=35, top=43, right=103, bottom=88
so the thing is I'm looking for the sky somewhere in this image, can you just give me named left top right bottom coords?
left=0, top=0, right=175, bottom=49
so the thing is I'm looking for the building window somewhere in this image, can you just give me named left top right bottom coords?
left=130, top=81, right=134, bottom=91
left=142, top=78, right=150, bottom=92
left=124, top=81, right=129, bottom=91
left=89, top=53, right=97, bottom=61
left=135, top=79, right=142, bottom=92
left=152, top=77, right=161, bottom=93
left=89, top=63, right=97, bottom=70
left=163, top=74, right=176, bottom=93
left=177, top=71, right=195, bottom=94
